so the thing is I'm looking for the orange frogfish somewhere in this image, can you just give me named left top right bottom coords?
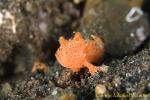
left=55, top=32, right=105, bottom=75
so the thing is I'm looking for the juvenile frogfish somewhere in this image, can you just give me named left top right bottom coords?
left=55, top=32, right=105, bottom=75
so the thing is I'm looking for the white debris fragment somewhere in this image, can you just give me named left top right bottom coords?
left=136, top=26, right=146, bottom=41
left=0, top=9, right=17, bottom=34
left=126, top=7, right=143, bottom=22
left=51, top=88, right=58, bottom=95
left=130, top=33, right=135, bottom=37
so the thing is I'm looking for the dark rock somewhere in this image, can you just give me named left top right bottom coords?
left=82, top=0, right=150, bottom=57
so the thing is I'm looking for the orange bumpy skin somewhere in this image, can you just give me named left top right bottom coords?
left=55, top=32, right=105, bottom=75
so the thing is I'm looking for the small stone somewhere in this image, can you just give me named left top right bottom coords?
left=95, top=84, right=106, bottom=95
left=59, top=91, right=77, bottom=100
left=1, top=83, right=12, bottom=95
left=73, top=0, right=83, bottom=4
left=26, top=2, right=33, bottom=12
left=101, top=64, right=109, bottom=73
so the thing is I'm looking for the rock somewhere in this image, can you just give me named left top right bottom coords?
left=1, top=83, right=12, bottom=95
left=95, top=84, right=106, bottom=97
left=82, top=0, right=150, bottom=57
left=101, top=64, right=109, bottom=73
left=59, top=91, right=77, bottom=100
